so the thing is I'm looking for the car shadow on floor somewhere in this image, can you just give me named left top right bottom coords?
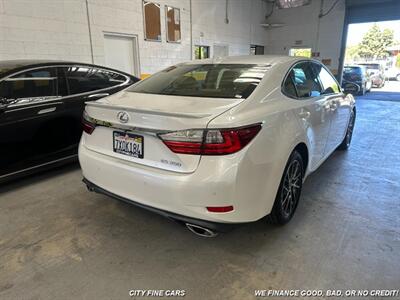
left=0, top=162, right=81, bottom=194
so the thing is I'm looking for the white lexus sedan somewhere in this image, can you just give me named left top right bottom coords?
left=79, top=56, right=355, bottom=237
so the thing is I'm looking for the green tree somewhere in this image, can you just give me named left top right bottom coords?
left=345, top=44, right=361, bottom=61
left=358, top=24, right=394, bottom=60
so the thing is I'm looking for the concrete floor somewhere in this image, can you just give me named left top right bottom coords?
left=1, top=91, right=400, bottom=299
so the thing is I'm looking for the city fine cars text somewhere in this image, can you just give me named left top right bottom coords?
left=129, top=290, right=185, bottom=297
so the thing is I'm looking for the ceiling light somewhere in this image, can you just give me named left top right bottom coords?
left=276, top=0, right=311, bottom=9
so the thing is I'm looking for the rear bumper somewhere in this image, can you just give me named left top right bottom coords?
left=82, top=178, right=236, bottom=232
left=78, top=126, right=282, bottom=224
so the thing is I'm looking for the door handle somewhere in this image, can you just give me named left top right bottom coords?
left=87, top=93, right=110, bottom=99
left=38, top=107, right=56, bottom=114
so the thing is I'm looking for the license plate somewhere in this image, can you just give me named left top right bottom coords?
left=113, top=131, right=144, bottom=159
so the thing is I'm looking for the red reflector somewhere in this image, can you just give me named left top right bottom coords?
left=206, top=206, right=234, bottom=213
left=82, top=120, right=95, bottom=134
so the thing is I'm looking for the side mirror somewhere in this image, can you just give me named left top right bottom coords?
left=342, top=82, right=359, bottom=95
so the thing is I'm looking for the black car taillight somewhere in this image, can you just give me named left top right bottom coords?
left=159, top=124, right=262, bottom=155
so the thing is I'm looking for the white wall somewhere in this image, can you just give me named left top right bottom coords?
left=264, top=0, right=345, bottom=74
left=0, top=0, right=92, bottom=62
left=0, top=0, right=267, bottom=76
left=191, top=0, right=267, bottom=57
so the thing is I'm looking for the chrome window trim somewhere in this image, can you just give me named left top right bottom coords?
left=5, top=77, right=57, bottom=81
left=0, top=64, right=131, bottom=109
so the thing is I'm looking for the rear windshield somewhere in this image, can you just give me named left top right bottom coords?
left=358, top=64, right=380, bottom=70
left=344, top=67, right=362, bottom=75
left=128, top=64, right=270, bottom=99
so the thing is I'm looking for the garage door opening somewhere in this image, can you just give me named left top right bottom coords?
left=342, top=20, right=400, bottom=100
left=104, top=33, right=140, bottom=78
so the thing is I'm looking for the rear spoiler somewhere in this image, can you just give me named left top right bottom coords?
left=85, top=101, right=212, bottom=119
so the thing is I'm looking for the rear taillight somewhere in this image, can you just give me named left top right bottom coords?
left=159, top=124, right=261, bottom=155
left=82, top=111, right=96, bottom=135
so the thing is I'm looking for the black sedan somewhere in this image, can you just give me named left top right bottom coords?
left=342, top=65, right=372, bottom=95
left=0, top=60, right=139, bottom=182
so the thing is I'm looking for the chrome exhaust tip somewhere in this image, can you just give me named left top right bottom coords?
left=185, top=223, right=218, bottom=238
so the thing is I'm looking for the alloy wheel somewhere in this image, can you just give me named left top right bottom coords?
left=281, top=159, right=302, bottom=218
left=345, top=111, right=355, bottom=147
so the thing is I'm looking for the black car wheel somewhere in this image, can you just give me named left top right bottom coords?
left=269, top=151, right=304, bottom=225
left=358, top=85, right=365, bottom=96
left=338, top=109, right=356, bottom=151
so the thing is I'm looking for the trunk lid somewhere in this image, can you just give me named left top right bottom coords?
left=83, top=91, right=243, bottom=173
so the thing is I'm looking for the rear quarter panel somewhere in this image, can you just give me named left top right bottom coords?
left=207, top=75, right=308, bottom=218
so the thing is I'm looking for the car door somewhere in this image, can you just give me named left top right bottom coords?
left=284, top=61, right=332, bottom=171
left=59, top=65, right=134, bottom=148
left=0, top=66, right=67, bottom=176
left=312, top=62, right=349, bottom=154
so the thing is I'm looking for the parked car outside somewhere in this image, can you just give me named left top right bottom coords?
left=385, top=66, right=400, bottom=81
left=357, top=62, right=385, bottom=88
left=0, top=60, right=139, bottom=182
left=342, top=65, right=372, bottom=95
left=79, top=56, right=356, bottom=237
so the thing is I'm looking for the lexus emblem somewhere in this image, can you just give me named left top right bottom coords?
left=117, top=111, right=129, bottom=123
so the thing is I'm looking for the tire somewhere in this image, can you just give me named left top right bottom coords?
left=358, top=85, right=365, bottom=96
left=269, top=151, right=304, bottom=225
left=337, top=109, right=356, bottom=151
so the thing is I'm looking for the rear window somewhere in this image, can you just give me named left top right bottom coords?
left=64, top=66, right=128, bottom=95
left=128, top=64, right=270, bottom=99
left=358, top=64, right=380, bottom=70
left=344, top=67, right=362, bottom=75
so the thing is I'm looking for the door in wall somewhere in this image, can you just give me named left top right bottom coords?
left=104, top=34, right=139, bottom=77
